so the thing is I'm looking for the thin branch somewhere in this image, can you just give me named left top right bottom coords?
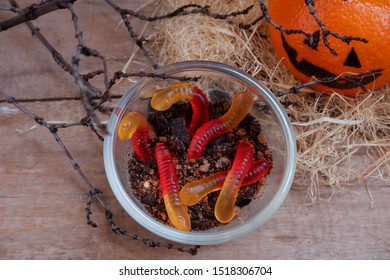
left=275, top=68, right=384, bottom=97
left=111, top=2, right=253, bottom=22
left=258, top=0, right=311, bottom=37
left=86, top=188, right=102, bottom=228
left=68, top=4, right=109, bottom=95
left=105, top=0, right=158, bottom=68
left=0, top=94, right=121, bottom=104
left=1, top=0, right=77, bottom=32
left=67, top=2, right=108, bottom=133
left=80, top=116, right=105, bottom=141
left=108, top=70, right=201, bottom=89
left=304, top=0, right=368, bottom=55
left=82, top=69, right=104, bottom=81
left=237, top=14, right=265, bottom=30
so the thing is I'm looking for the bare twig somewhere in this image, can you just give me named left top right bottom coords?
left=304, top=0, right=368, bottom=55
left=82, top=70, right=105, bottom=81
left=0, top=94, right=121, bottom=104
left=237, top=14, right=265, bottom=30
left=86, top=188, right=102, bottom=228
left=80, top=116, right=105, bottom=141
left=67, top=2, right=109, bottom=133
left=258, top=0, right=311, bottom=37
left=108, top=70, right=201, bottom=89
left=106, top=1, right=253, bottom=24
left=275, top=68, right=384, bottom=97
left=105, top=0, right=159, bottom=68
left=1, top=0, right=77, bottom=32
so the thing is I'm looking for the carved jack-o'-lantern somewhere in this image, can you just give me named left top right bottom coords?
left=267, top=0, right=390, bottom=95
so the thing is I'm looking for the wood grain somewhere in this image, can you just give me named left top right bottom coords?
left=1, top=0, right=389, bottom=260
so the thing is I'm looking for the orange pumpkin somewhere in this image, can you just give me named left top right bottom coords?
left=267, top=0, right=390, bottom=95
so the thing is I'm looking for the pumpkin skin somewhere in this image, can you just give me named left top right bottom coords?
left=267, top=0, right=390, bottom=95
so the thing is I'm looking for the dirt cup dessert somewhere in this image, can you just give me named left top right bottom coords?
left=103, top=61, right=296, bottom=245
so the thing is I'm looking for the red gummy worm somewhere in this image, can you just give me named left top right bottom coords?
left=118, top=111, right=155, bottom=161
left=179, top=158, right=271, bottom=206
left=151, top=83, right=209, bottom=135
left=243, top=158, right=271, bottom=185
left=187, top=91, right=254, bottom=160
left=215, top=141, right=254, bottom=223
left=155, top=143, right=191, bottom=232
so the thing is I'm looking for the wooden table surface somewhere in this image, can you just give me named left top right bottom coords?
left=1, top=0, right=389, bottom=260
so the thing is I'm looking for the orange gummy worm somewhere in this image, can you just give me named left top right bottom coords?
left=214, top=141, right=254, bottom=223
left=150, top=83, right=209, bottom=135
left=118, top=111, right=155, bottom=161
left=155, top=143, right=191, bottom=232
left=179, top=158, right=271, bottom=206
left=187, top=91, right=254, bottom=160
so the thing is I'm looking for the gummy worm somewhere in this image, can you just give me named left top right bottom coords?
left=118, top=111, right=155, bottom=161
left=150, top=83, right=209, bottom=135
left=214, top=141, right=254, bottom=223
left=155, top=143, right=191, bottom=232
left=187, top=91, right=254, bottom=160
left=179, top=158, right=271, bottom=206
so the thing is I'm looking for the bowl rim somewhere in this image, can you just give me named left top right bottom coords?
left=103, top=60, right=297, bottom=245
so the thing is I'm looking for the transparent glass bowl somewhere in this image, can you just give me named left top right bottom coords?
left=103, top=60, right=296, bottom=245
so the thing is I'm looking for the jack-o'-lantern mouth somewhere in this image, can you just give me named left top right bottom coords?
left=281, top=33, right=381, bottom=90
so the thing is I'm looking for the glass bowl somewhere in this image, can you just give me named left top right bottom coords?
left=103, top=60, right=296, bottom=245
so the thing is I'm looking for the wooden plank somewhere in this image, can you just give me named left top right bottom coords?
left=1, top=0, right=389, bottom=260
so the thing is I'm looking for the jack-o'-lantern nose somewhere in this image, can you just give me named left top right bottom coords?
left=343, top=47, right=361, bottom=68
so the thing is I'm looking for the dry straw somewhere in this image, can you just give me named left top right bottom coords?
left=149, top=0, right=390, bottom=202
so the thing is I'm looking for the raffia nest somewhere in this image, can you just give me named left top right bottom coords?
left=148, top=0, right=390, bottom=202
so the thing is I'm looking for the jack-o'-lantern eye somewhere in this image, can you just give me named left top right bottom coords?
left=304, top=31, right=362, bottom=69
left=303, top=30, right=320, bottom=50
left=343, top=47, right=361, bottom=68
